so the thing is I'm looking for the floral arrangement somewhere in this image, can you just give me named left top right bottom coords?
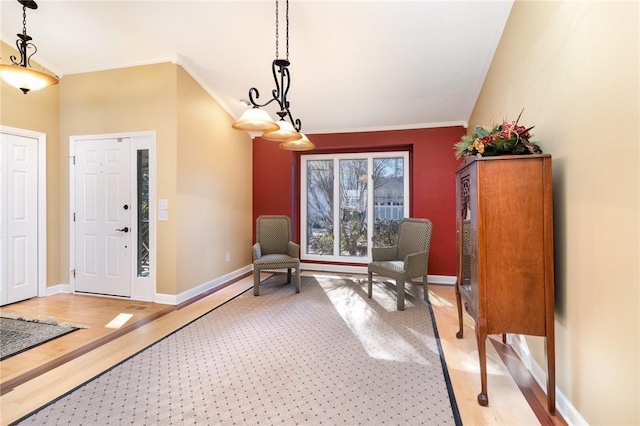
left=454, top=112, right=542, bottom=159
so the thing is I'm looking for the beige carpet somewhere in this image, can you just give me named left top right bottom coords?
left=15, top=274, right=461, bottom=425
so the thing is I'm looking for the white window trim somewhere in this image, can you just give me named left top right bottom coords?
left=300, top=151, right=410, bottom=263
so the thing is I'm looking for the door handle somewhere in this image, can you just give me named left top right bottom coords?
left=116, top=227, right=129, bottom=233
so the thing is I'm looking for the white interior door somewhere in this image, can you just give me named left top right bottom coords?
left=0, top=132, right=39, bottom=305
left=74, top=138, right=132, bottom=297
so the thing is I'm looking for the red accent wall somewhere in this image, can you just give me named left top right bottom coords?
left=252, top=126, right=465, bottom=276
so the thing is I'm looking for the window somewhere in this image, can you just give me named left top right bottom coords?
left=136, top=149, right=149, bottom=278
left=301, top=152, right=409, bottom=262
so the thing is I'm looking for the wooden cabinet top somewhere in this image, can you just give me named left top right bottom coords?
left=456, top=153, right=552, bottom=172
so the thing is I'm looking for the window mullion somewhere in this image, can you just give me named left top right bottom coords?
left=333, top=158, right=340, bottom=257
left=367, top=156, right=374, bottom=260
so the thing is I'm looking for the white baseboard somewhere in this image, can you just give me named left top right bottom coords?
left=155, top=265, right=253, bottom=305
left=509, top=335, right=588, bottom=425
left=428, top=275, right=456, bottom=285
left=44, top=266, right=252, bottom=305
left=300, top=262, right=456, bottom=285
left=44, top=265, right=455, bottom=304
left=301, top=263, right=368, bottom=274
left=46, top=284, right=72, bottom=295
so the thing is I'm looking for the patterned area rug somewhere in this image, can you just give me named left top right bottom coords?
left=0, top=315, right=81, bottom=361
left=15, top=274, right=461, bottom=425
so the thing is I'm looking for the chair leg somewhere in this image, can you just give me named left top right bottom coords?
left=422, top=275, right=429, bottom=302
left=396, top=278, right=405, bottom=311
left=253, top=268, right=261, bottom=296
left=294, top=266, right=300, bottom=293
left=367, top=272, right=373, bottom=298
left=287, top=268, right=292, bottom=283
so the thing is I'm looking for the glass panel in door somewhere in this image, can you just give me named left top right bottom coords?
left=137, top=150, right=149, bottom=277
left=460, top=175, right=473, bottom=296
left=306, top=159, right=334, bottom=255
left=339, top=159, right=368, bottom=257
left=373, top=157, right=404, bottom=247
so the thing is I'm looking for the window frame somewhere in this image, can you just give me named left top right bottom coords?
left=300, top=151, right=410, bottom=263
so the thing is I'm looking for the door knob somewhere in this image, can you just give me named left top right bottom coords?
left=116, top=227, right=129, bottom=233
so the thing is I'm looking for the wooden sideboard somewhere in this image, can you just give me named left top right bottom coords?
left=454, top=154, right=556, bottom=413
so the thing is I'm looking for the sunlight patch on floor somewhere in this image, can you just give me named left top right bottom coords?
left=440, top=340, right=508, bottom=376
left=317, top=277, right=434, bottom=366
left=105, top=313, right=133, bottom=329
left=427, top=289, right=455, bottom=308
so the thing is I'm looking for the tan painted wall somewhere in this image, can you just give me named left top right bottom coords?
left=2, top=55, right=252, bottom=296
left=0, top=41, right=62, bottom=288
left=60, top=63, right=179, bottom=294
left=469, top=1, right=639, bottom=424
left=59, top=62, right=252, bottom=296
left=175, top=67, right=252, bottom=294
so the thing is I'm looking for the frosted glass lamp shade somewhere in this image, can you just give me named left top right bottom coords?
left=0, top=64, right=59, bottom=94
left=262, top=120, right=303, bottom=142
left=279, top=133, right=315, bottom=151
left=232, top=108, right=279, bottom=132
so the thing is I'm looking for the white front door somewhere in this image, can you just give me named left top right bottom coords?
left=0, top=132, right=39, bottom=305
left=74, top=138, right=132, bottom=297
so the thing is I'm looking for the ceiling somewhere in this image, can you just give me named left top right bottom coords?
left=0, top=0, right=513, bottom=134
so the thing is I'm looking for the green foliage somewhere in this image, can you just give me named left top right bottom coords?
left=309, top=225, right=334, bottom=255
left=454, top=135, right=475, bottom=158
left=454, top=114, right=542, bottom=159
left=308, top=219, right=402, bottom=257
left=374, top=218, right=401, bottom=247
left=340, top=220, right=367, bottom=256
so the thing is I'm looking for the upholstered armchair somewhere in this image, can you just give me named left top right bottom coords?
left=252, top=215, right=301, bottom=296
left=367, top=218, right=433, bottom=310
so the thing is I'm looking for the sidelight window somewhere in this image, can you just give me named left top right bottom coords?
left=136, top=149, right=149, bottom=278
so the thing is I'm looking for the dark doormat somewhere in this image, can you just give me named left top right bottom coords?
left=0, top=314, right=85, bottom=360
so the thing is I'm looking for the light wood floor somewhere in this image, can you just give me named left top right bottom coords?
left=0, top=273, right=566, bottom=425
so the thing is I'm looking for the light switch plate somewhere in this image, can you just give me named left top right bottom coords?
left=158, top=199, right=168, bottom=210
left=158, top=210, right=169, bottom=221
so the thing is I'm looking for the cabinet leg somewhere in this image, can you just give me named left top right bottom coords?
left=477, top=393, right=488, bottom=406
left=476, top=318, right=489, bottom=406
left=546, top=335, right=556, bottom=414
left=455, top=284, right=464, bottom=339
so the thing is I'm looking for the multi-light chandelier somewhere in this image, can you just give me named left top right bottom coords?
left=0, top=0, right=59, bottom=94
left=232, top=0, right=314, bottom=151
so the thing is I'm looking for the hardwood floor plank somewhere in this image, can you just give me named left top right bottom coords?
left=489, top=336, right=567, bottom=426
left=0, top=294, right=171, bottom=389
left=0, top=304, right=175, bottom=395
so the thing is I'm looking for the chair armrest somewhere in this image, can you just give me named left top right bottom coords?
left=404, top=251, right=428, bottom=278
left=372, top=246, right=398, bottom=261
left=287, top=241, right=300, bottom=258
left=252, top=243, right=262, bottom=261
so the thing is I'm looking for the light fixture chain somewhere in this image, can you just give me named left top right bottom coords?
left=234, top=0, right=306, bottom=140
left=286, top=0, right=289, bottom=60
left=275, top=0, right=279, bottom=59
left=12, top=3, right=36, bottom=69
left=22, top=5, right=27, bottom=37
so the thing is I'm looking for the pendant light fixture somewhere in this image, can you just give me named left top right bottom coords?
left=232, top=0, right=314, bottom=151
left=231, top=107, right=279, bottom=132
left=279, top=133, right=315, bottom=151
left=0, top=0, right=59, bottom=94
left=262, top=119, right=302, bottom=143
